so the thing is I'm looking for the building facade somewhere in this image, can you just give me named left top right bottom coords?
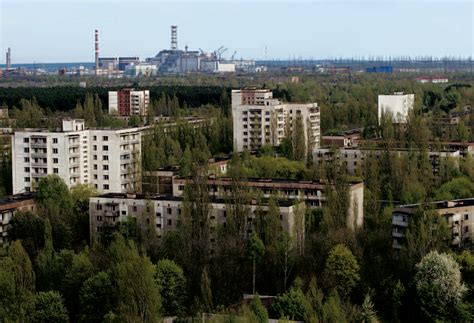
left=12, top=119, right=142, bottom=194
left=313, top=146, right=461, bottom=178
left=0, top=192, right=36, bottom=245
left=392, top=199, right=474, bottom=249
left=108, top=89, right=150, bottom=116
left=232, top=89, right=320, bottom=153
left=89, top=193, right=305, bottom=244
left=378, top=92, right=415, bottom=123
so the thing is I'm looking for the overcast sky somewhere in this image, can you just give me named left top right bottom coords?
left=0, top=0, right=472, bottom=63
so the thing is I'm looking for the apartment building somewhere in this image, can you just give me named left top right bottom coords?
left=108, top=89, right=150, bottom=116
left=12, top=119, right=142, bottom=194
left=313, top=147, right=461, bottom=177
left=232, top=89, right=320, bottom=153
left=89, top=193, right=305, bottom=244
left=141, top=165, right=364, bottom=231
left=378, top=92, right=415, bottom=123
left=392, top=199, right=474, bottom=249
left=0, top=192, right=36, bottom=245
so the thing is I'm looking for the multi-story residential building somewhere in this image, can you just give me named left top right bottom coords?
left=0, top=192, right=36, bottom=245
left=378, top=92, right=414, bottom=123
left=313, top=146, right=461, bottom=178
left=142, top=166, right=364, bottom=231
left=89, top=193, right=305, bottom=244
left=108, top=89, right=150, bottom=116
left=12, top=119, right=142, bottom=194
left=232, top=89, right=320, bottom=154
left=392, top=199, right=474, bottom=249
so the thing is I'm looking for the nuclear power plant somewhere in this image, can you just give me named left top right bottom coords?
left=93, top=25, right=259, bottom=77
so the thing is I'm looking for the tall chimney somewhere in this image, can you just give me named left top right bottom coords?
left=6, top=48, right=11, bottom=71
left=95, top=29, right=99, bottom=76
left=171, top=26, right=177, bottom=50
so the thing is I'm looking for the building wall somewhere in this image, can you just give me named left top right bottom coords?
left=378, top=93, right=415, bottom=123
left=89, top=194, right=304, bottom=244
left=232, top=89, right=320, bottom=154
left=12, top=119, right=142, bottom=194
left=313, top=147, right=461, bottom=177
left=392, top=200, right=474, bottom=249
left=0, top=193, right=36, bottom=244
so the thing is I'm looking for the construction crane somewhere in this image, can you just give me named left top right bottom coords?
left=231, top=51, right=237, bottom=60
left=215, top=46, right=227, bottom=60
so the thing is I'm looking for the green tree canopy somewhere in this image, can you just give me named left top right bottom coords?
left=32, top=291, right=69, bottom=323
left=323, top=244, right=360, bottom=298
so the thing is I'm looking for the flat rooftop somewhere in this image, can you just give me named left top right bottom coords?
left=95, top=193, right=301, bottom=207
left=0, top=192, right=36, bottom=206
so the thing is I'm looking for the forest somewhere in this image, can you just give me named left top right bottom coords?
left=1, top=75, right=474, bottom=322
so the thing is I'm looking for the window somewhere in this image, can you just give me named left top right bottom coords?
left=465, top=214, right=469, bottom=220
left=53, top=168, right=59, bottom=174
left=93, top=164, right=98, bottom=170
left=122, top=210, right=126, bottom=215
left=103, top=175, right=109, bottom=180
left=167, top=208, right=172, bottom=215
left=93, top=174, right=98, bottom=179
left=24, top=177, right=30, bottom=182
left=156, top=212, right=161, bottom=217
left=24, top=147, right=29, bottom=153
left=93, top=155, right=97, bottom=160
left=96, top=204, right=102, bottom=210
left=93, top=145, right=97, bottom=151
left=53, top=158, right=58, bottom=164
left=53, top=138, right=58, bottom=144
left=24, top=157, right=30, bottom=163
left=103, top=184, right=109, bottom=190
left=23, top=138, right=29, bottom=143
left=265, top=118, right=270, bottom=122
left=96, top=216, right=102, bottom=221
left=102, top=136, right=108, bottom=141
left=265, top=111, right=270, bottom=115
left=93, top=136, right=97, bottom=141
left=25, top=187, right=31, bottom=192
left=133, top=206, right=137, bottom=212
left=24, top=167, right=30, bottom=172
left=53, top=148, right=58, bottom=154
left=103, top=165, right=109, bottom=170
left=103, top=145, right=108, bottom=151
left=168, top=219, right=172, bottom=226
left=103, top=155, right=109, bottom=161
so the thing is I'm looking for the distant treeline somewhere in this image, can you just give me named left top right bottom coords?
left=0, top=85, right=226, bottom=111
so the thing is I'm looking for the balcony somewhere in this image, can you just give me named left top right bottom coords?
left=31, top=172, right=47, bottom=178
left=392, top=218, right=409, bottom=227
left=31, top=151, right=47, bottom=158
left=31, top=142, right=47, bottom=148
left=104, top=210, right=120, bottom=217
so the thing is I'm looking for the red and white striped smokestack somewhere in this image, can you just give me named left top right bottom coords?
left=95, top=29, right=99, bottom=76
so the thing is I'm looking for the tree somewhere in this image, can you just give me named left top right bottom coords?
left=271, top=286, right=312, bottom=321
left=0, top=241, right=36, bottom=322
left=415, top=251, right=467, bottom=321
left=32, top=291, right=69, bottom=323
left=109, top=235, right=161, bottom=322
left=320, top=292, right=347, bottom=323
left=247, top=233, right=265, bottom=294
left=36, top=219, right=60, bottom=291
left=79, top=272, right=115, bottom=323
left=154, top=259, right=187, bottom=316
left=323, top=244, right=360, bottom=298
left=36, top=175, right=74, bottom=249
left=359, top=294, right=379, bottom=323
left=249, top=295, right=268, bottom=323
left=199, top=268, right=213, bottom=313
left=8, top=211, right=45, bottom=259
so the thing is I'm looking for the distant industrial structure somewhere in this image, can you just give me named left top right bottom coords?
left=5, top=48, right=11, bottom=71
left=89, top=26, right=259, bottom=76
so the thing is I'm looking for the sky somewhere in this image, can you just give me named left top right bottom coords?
left=0, top=0, right=473, bottom=63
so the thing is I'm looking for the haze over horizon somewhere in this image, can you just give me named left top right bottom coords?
left=0, top=0, right=472, bottom=63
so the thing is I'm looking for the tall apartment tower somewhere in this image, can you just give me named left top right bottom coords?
left=108, top=89, right=150, bottom=116
left=232, top=89, right=320, bottom=153
left=378, top=92, right=415, bottom=124
left=12, top=119, right=142, bottom=194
